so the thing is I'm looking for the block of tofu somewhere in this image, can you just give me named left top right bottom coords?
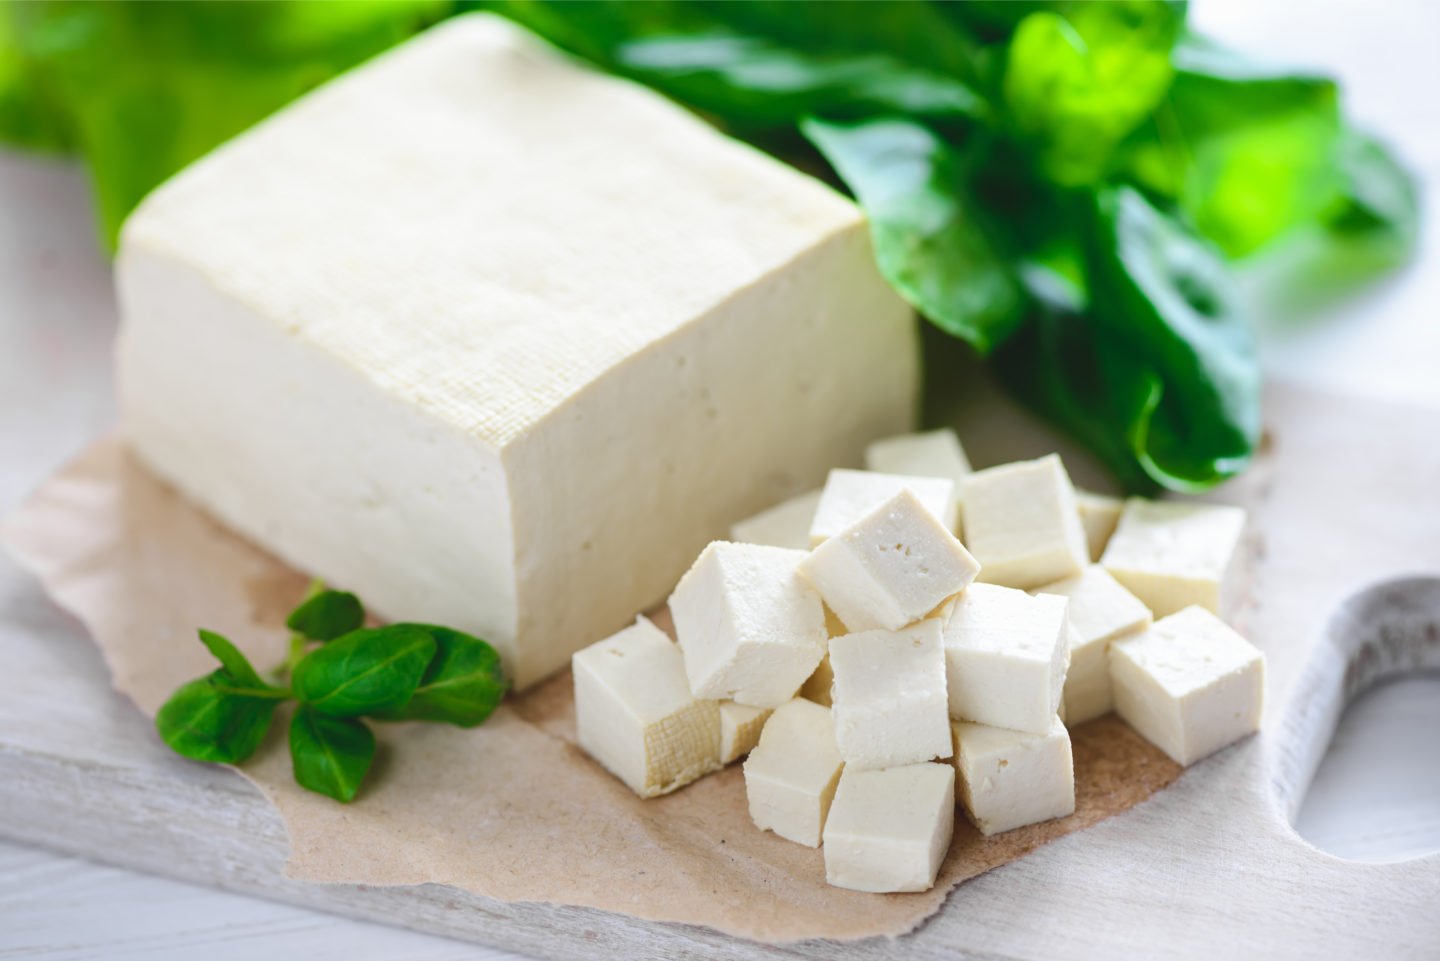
left=743, top=699, right=845, bottom=847
left=799, top=653, right=836, bottom=706
left=808, top=469, right=956, bottom=544
left=1035, top=566, right=1151, bottom=725
left=823, top=764, right=955, bottom=893
left=114, top=14, right=918, bottom=691
left=864, top=429, right=972, bottom=487
left=1101, top=500, right=1247, bottom=618
left=799, top=489, right=979, bottom=633
left=943, top=584, right=1069, bottom=735
left=670, top=542, right=828, bottom=707
left=952, top=716, right=1074, bottom=836
left=829, top=620, right=952, bottom=770
left=1109, top=606, right=1264, bottom=766
left=572, top=616, right=721, bottom=797
left=961, top=454, right=1088, bottom=590
left=1075, top=490, right=1124, bottom=562
left=729, top=490, right=822, bottom=550
left=719, top=702, right=772, bottom=764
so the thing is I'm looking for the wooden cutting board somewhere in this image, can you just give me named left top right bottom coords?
left=3, top=364, right=1438, bottom=961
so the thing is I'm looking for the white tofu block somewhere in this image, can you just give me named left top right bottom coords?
left=1101, top=499, right=1247, bottom=618
left=115, top=14, right=918, bottom=690
left=1109, top=606, right=1264, bottom=767
left=719, top=702, right=772, bottom=764
left=942, top=584, right=1069, bottom=735
left=829, top=620, right=952, bottom=770
left=799, top=653, right=835, bottom=707
left=823, top=764, right=955, bottom=893
left=669, top=542, right=827, bottom=707
left=573, top=617, right=721, bottom=797
left=961, top=454, right=1089, bottom=590
left=799, top=489, right=979, bottom=633
left=729, top=489, right=822, bottom=550
left=1034, top=566, right=1152, bottom=725
left=864, top=429, right=972, bottom=486
left=808, top=469, right=956, bottom=545
left=1075, top=489, right=1124, bottom=561
left=744, top=699, right=845, bottom=847
left=952, top=716, right=1074, bottom=836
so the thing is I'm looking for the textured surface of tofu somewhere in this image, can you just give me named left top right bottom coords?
left=669, top=542, right=827, bottom=707
left=743, top=699, right=845, bottom=847
left=115, top=14, right=917, bottom=690
left=962, top=455, right=1089, bottom=589
left=808, top=469, right=956, bottom=545
left=799, top=489, right=979, bottom=633
left=572, top=617, right=721, bottom=797
left=864, top=429, right=972, bottom=487
left=952, top=716, right=1075, bottom=836
left=1075, top=490, right=1124, bottom=561
left=1110, top=606, right=1265, bottom=766
left=1102, top=500, right=1247, bottom=618
left=719, top=702, right=771, bottom=764
left=823, top=763, right=956, bottom=893
left=729, top=490, right=822, bottom=551
left=1035, top=566, right=1152, bottom=725
left=942, top=584, right=1069, bottom=734
left=828, top=620, right=953, bottom=770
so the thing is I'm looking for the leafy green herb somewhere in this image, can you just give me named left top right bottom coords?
left=153, top=586, right=506, bottom=802
left=290, top=707, right=376, bottom=804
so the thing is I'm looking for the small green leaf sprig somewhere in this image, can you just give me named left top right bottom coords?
left=154, top=582, right=507, bottom=802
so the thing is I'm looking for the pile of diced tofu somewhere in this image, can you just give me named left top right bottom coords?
left=572, top=429, right=1265, bottom=894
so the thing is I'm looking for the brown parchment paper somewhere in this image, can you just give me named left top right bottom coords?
left=1, top=436, right=1181, bottom=942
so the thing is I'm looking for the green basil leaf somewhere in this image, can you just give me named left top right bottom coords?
left=289, top=707, right=375, bottom=803
left=1323, top=128, right=1420, bottom=257
left=802, top=115, right=1024, bottom=353
left=286, top=589, right=365, bottom=642
left=196, top=628, right=275, bottom=691
left=155, top=673, right=278, bottom=764
left=374, top=626, right=507, bottom=727
left=0, top=6, right=73, bottom=152
left=292, top=624, right=436, bottom=718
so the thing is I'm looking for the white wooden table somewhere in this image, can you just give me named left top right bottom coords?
left=2, top=1, right=1438, bottom=957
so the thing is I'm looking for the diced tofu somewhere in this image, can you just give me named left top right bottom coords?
left=808, top=469, right=956, bottom=545
left=669, top=542, right=827, bottom=707
left=729, top=489, right=822, bottom=550
left=1101, top=500, right=1247, bottom=618
left=573, top=616, right=721, bottom=797
left=828, top=620, right=952, bottom=770
left=1034, top=566, right=1152, bottom=725
left=799, top=489, right=979, bottom=633
left=719, top=702, right=772, bottom=764
left=952, top=716, right=1074, bottom=836
left=864, top=429, right=972, bottom=487
left=799, top=653, right=835, bottom=706
left=942, top=584, right=1069, bottom=735
left=1109, top=606, right=1264, bottom=767
left=961, top=454, right=1088, bottom=589
left=823, top=763, right=956, bottom=893
left=1075, top=489, right=1124, bottom=562
left=743, top=699, right=845, bottom=847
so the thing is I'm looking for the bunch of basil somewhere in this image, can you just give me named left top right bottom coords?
left=0, top=0, right=1417, bottom=491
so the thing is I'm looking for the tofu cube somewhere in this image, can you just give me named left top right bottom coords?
left=1101, top=500, right=1246, bottom=618
left=719, top=702, right=771, bottom=764
left=573, top=616, right=721, bottom=797
left=808, top=469, right=957, bottom=545
left=822, top=763, right=956, bottom=893
left=864, top=429, right=972, bottom=486
left=799, top=489, right=979, bottom=633
left=1109, top=606, right=1264, bottom=766
left=1034, top=566, right=1152, bottom=725
left=952, top=716, right=1075, bottom=836
left=799, top=653, right=835, bottom=707
left=743, top=699, right=845, bottom=847
left=961, top=454, right=1089, bottom=589
left=729, top=489, right=822, bottom=550
left=669, top=542, right=827, bottom=707
left=828, top=620, right=952, bottom=770
left=943, top=584, right=1069, bottom=735
left=1075, top=489, right=1124, bottom=561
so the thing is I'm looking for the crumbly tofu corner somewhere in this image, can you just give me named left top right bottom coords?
left=1034, top=566, right=1151, bottom=725
left=829, top=620, right=953, bottom=770
left=1075, top=489, right=1124, bottom=562
left=952, top=716, right=1074, bottom=836
left=962, top=454, right=1089, bottom=590
left=743, top=699, right=845, bottom=847
left=572, top=616, right=721, bottom=798
left=1101, top=499, right=1246, bottom=618
left=823, top=763, right=956, bottom=893
left=719, top=702, right=772, bottom=764
left=808, top=469, right=957, bottom=545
